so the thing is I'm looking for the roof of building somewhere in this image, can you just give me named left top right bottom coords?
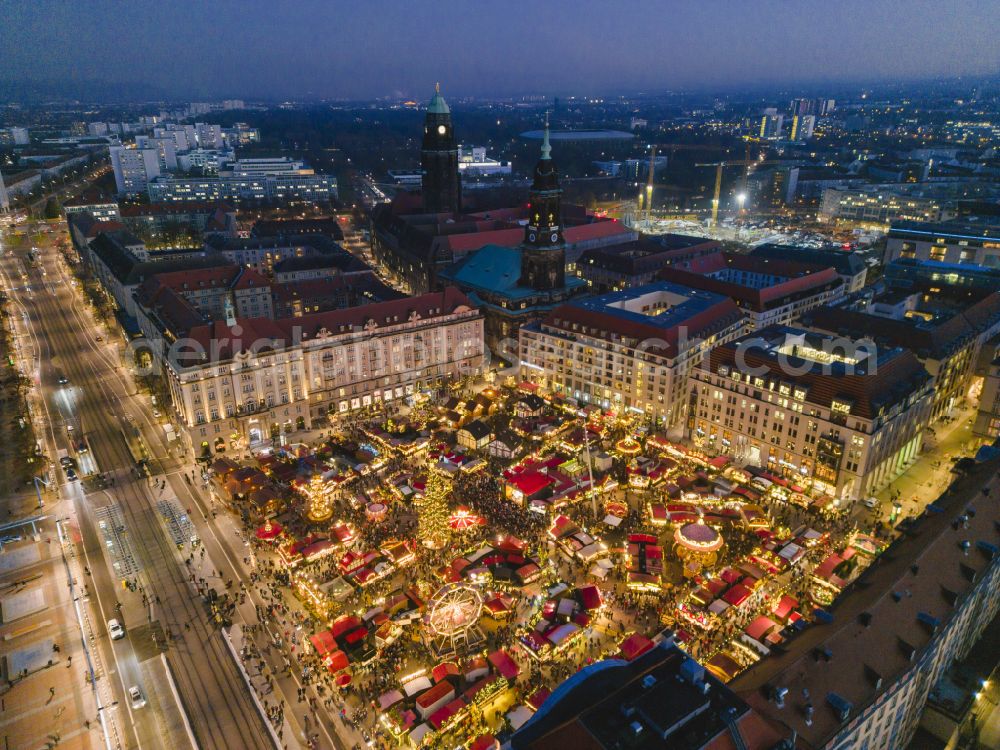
left=732, top=451, right=1000, bottom=749
left=520, top=129, right=636, bottom=142
left=272, top=253, right=366, bottom=275
left=537, top=282, right=745, bottom=359
left=119, top=201, right=234, bottom=218
left=749, top=244, right=867, bottom=277
left=441, top=244, right=587, bottom=301
left=705, top=325, right=931, bottom=420
left=658, top=252, right=843, bottom=313
left=460, top=419, right=492, bottom=441
left=180, top=287, right=477, bottom=365
left=90, top=232, right=221, bottom=286
left=271, top=273, right=402, bottom=308
left=510, top=641, right=789, bottom=750
left=888, top=219, right=1000, bottom=241
left=578, top=236, right=720, bottom=277
left=251, top=217, right=345, bottom=240
left=427, top=85, right=450, bottom=115
left=801, top=292, right=1000, bottom=360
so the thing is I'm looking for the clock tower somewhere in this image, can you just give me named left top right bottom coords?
left=520, top=116, right=566, bottom=290
left=420, top=83, right=461, bottom=214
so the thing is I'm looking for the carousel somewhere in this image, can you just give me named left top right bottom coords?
left=423, top=582, right=487, bottom=657
left=674, top=518, right=724, bottom=578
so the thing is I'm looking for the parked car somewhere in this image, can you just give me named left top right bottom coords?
left=862, top=496, right=879, bottom=509
left=108, top=619, right=124, bottom=640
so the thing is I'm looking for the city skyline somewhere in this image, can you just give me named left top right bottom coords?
left=2, top=0, right=999, bottom=101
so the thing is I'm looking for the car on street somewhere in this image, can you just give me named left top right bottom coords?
left=108, top=619, right=124, bottom=640
left=56, top=371, right=68, bottom=384
left=862, top=496, right=879, bottom=509
left=152, top=409, right=162, bottom=418
left=66, top=468, right=77, bottom=481
left=128, top=685, right=146, bottom=708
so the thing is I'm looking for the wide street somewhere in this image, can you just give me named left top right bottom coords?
left=0, top=222, right=275, bottom=749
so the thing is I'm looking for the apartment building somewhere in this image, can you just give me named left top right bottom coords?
left=689, top=326, right=933, bottom=503
left=659, top=252, right=846, bottom=330
left=110, top=145, right=161, bottom=195
left=519, top=282, right=746, bottom=427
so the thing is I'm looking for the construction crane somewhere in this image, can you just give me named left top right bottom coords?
left=635, top=142, right=731, bottom=228
left=697, top=143, right=772, bottom=228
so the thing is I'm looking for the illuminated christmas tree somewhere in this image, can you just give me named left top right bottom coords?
left=303, top=472, right=333, bottom=523
left=418, top=466, right=452, bottom=549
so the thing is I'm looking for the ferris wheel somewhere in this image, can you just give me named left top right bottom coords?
left=424, top=582, right=486, bottom=657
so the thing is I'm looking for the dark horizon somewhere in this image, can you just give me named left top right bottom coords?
left=2, top=0, right=998, bottom=103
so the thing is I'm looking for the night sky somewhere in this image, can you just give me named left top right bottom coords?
left=2, top=0, right=998, bottom=100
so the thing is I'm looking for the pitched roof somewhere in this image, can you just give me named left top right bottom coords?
left=181, top=287, right=477, bottom=365
left=733, top=453, right=1000, bottom=748
left=706, top=326, right=932, bottom=420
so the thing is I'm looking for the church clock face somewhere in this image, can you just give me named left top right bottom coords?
left=550, top=233, right=558, bottom=243
left=528, top=232, right=536, bottom=242
left=437, top=125, right=447, bottom=135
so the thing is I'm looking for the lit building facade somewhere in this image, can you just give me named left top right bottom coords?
left=519, top=283, right=746, bottom=426
left=689, top=326, right=933, bottom=503
left=883, top=219, right=1000, bottom=266
left=162, top=287, right=484, bottom=452
left=819, top=187, right=951, bottom=226
left=110, top=145, right=162, bottom=196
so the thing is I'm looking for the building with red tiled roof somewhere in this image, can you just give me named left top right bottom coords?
left=162, top=287, right=484, bottom=454
left=690, top=325, right=933, bottom=503
left=801, top=289, right=1000, bottom=421
left=659, top=252, right=845, bottom=329
left=371, top=197, right=634, bottom=295
left=732, top=452, right=1000, bottom=750
left=519, top=282, right=747, bottom=428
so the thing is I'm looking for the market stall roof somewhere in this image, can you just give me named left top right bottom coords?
left=402, top=676, right=433, bottom=697
left=255, top=521, right=283, bottom=540
left=507, top=705, right=534, bottom=730
left=326, top=650, right=349, bottom=673
left=429, top=698, right=465, bottom=729
left=469, top=734, right=499, bottom=750
left=432, top=662, right=460, bottom=683
left=619, top=633, right=655, bottom=661
left=378, top=689, right=404, bottom=711
left=310, top=630, right=337, bottom=656
left=409, top=723, right=433, bottom=745
left=526, top=687, right=551, bottom=711
left=722, top=583, right=752, bottom=607
left=706, top=652, right=743, bottom=682
left=488, top=649, right=520, bottom=680
left=578, top=584, right=602, bottom=611
left=745, top=615, right=778, bottom=642
left=771, top=595, right=799, bottom=620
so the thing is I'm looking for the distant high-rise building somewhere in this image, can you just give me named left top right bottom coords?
left=110, top=145, right=161, bottom=196
left=789, top=114, right=816, bottom=141
left=195, top=123, right=224, bottom=149
left=420, top=84, right=461, bottom=214
left=790, top=97, right=815, bottom=116
left=0, top=169, right=9, bottom=212
left=819, top=98, right=836, bottom=115
left=759, top=114, right=784, bottom=139
left=135, top=135, right=179, bottom=171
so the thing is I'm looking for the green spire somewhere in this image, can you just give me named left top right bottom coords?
left=540, top=111, right=552, bottom=160
left=427, top=82, right=450, bottom=115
